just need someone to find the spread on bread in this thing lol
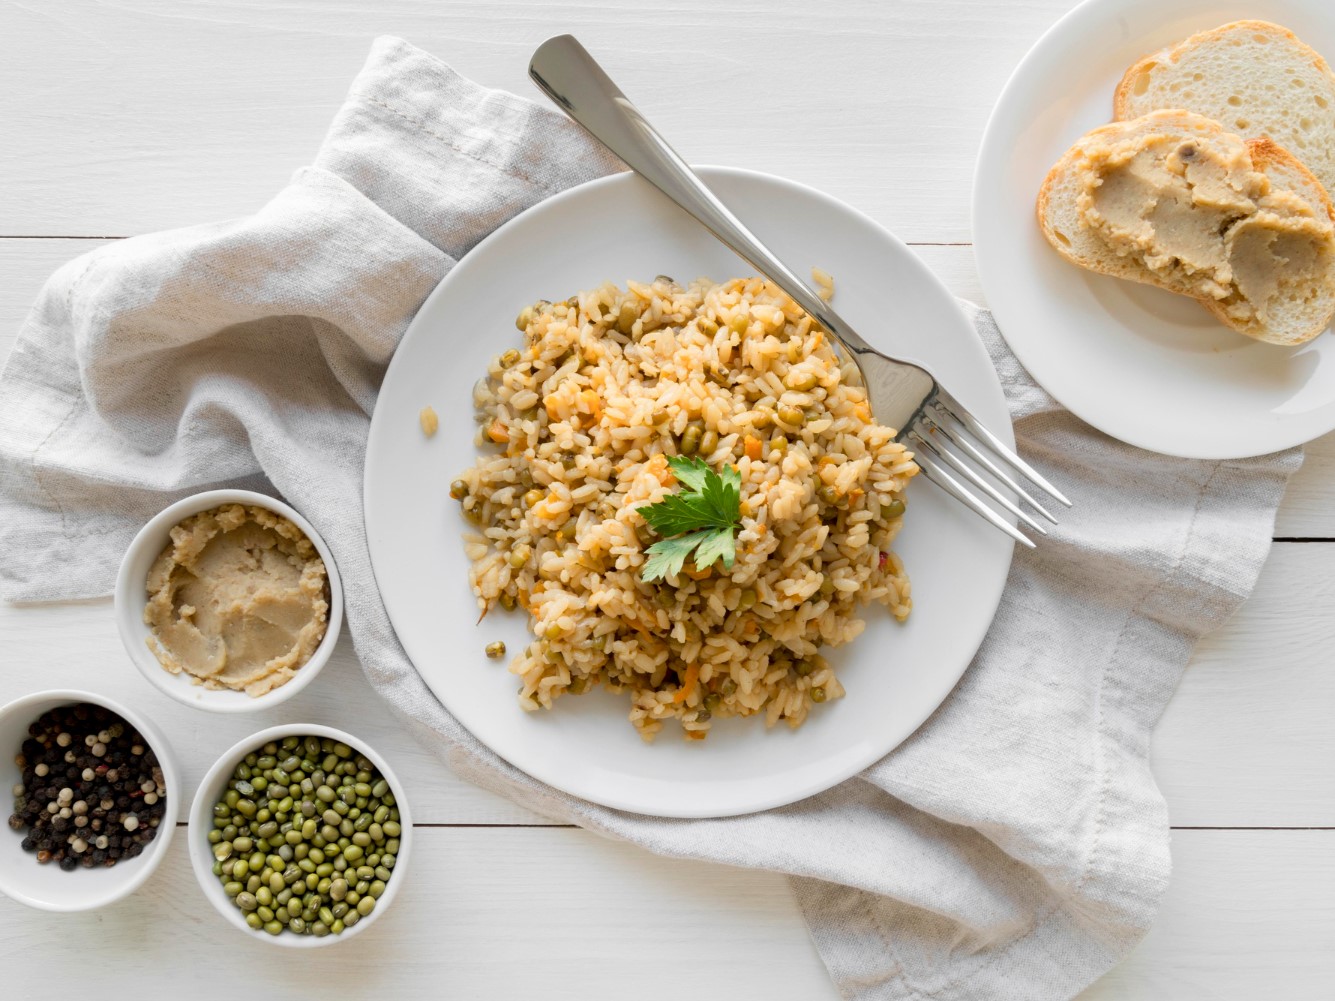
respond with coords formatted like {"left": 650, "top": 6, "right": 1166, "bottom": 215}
{"left": 1037, "top": 20, "right": 1335, "bottom": 347}
{"left": 1077, "top": 128, "right": 1333, "bottom": 328}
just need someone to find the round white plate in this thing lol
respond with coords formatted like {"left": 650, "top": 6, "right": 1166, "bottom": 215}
{"left": 975, "top": 0, "right": 1335, "bottom": 459}
{"left": 365, "top": 167, "right": 1014, "bottom": 818}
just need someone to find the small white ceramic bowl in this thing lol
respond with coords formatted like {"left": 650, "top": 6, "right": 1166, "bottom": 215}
{"left": 188, "top": 724, "right": 411, "bottom": 947}
{"left": 0, "top": 690, "right": 180, "bottom": 911}
{"left": 114, "top": 489, "right": 343, "bottom": 714}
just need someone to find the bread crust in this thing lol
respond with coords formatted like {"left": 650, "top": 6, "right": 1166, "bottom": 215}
{"left": 1036, "top": 112, "right": 1335, "bottom": 345}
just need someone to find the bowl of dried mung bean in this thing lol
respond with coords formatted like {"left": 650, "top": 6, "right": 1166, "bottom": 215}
{"left": 188, "top": 725, "right": 410, "bottom": 946}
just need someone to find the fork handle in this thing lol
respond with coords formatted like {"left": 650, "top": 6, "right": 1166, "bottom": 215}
{"left": 529, "top": 34, "right": 876, "bottom": 357}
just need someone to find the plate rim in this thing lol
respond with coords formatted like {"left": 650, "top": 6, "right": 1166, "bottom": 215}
{"left": 972, "top": 0, "right": 1335, "bottom": 460}
{"left": 364, "top": 164, "right": 1014, "bottom": 817}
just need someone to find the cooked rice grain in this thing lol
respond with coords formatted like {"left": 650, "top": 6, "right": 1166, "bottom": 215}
{"left": 455, "top": 276, "right": 917, "bottom": 741}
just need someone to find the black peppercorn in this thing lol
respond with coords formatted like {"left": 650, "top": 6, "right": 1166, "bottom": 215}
{"left": 9, "top": 703, "right": 167, "bottom": 872}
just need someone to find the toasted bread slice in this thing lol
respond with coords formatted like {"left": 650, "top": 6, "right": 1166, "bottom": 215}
{"left": 1037, "top": 111, "right": 1335, "bottom": 346}
{"left": 1114, "top": 21, "right": 1335, "bottom": 198}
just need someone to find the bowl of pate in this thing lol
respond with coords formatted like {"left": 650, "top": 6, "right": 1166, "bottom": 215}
{"left": 114, "top": 489, "right": 343, "bottom": 713}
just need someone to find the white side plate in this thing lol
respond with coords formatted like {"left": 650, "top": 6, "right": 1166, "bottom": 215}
{"left": 975, "top": 0, "right": 1335, "bottom": 459}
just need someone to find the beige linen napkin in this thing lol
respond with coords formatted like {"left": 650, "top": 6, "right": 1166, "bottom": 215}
{"left": 0, "top": 38, "right": 1301, "bottom": 1001}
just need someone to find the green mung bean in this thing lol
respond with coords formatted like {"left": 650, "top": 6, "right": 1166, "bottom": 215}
{"left": 205, "top": 734, "right": 400, "bottom": 938}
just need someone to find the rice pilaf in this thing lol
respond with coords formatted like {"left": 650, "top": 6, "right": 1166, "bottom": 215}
{"left": 455, "top": 276, "right": 918, "bottom": 741}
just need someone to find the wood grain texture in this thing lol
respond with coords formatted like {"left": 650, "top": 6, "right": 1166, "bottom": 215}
{"left": 1, "top": 828, "right": 1329, "bottom": 1000}
{"left": 0, "top": 0, "right": 1071, "bottom": 241}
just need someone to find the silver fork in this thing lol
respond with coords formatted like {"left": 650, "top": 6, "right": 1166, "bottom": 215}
{"left": 529, "top": 35, "right": 1070, "bottom": 546}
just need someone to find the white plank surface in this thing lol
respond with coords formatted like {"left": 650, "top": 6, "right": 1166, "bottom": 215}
{"left": 1, "top": 828, "right": 1328, "bottom": 1001}
{"left": 2, "top": 1, "right": 1334, "bottom": 998}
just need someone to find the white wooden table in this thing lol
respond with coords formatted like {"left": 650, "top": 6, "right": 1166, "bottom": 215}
{"left": 1, "top": 2, "right": 1332, "bottom": 997}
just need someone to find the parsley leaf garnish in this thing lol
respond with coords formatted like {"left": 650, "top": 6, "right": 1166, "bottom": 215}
{"left": 638, "top": 456, "right": 742, "bottom": 582}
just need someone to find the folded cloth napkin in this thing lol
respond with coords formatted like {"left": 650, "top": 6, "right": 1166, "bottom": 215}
{"left": 0, "top": 37, "right": 1302, "bottom": 1000}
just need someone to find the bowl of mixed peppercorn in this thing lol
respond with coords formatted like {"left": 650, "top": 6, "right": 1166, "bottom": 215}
{"left": 1, "top": 690, "right": 179, "bottom": 911}
{"left": 189, "top": 724, "right": 410, "bottom": 946}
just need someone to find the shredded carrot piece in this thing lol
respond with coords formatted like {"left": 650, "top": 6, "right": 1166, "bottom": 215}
{"left": 854, "top": 402, "right": 871, "bottom": 423}
{"left": 646, "top": 453, "right": 673, "bottom": 486}
{"left": 487, "top": 418, "right": 510, "bottom": 443}
{"left": 544, "top": 397, "right": 561, "bottom": 420}
{"left": 578, "top": 389, "right": 602, "bottom": 421}
{"left": 755, "top": 523, "right": 768, "bottom": 536}
{"left": 848, "top": 488, "right": 864, "bottom": 504}
{"left": 674, "top": 664, "right": 701, "bottom": 704}
{"left": 744, "top": 434, "right": 763, "bottom": 460}
{"left": 684, "top": 564, "right": 712, "bottom": 581}
{"left": 685, "top": 729, "right": 707, "bottom": 740}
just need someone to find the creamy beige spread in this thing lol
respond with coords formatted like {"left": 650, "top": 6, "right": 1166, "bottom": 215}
{"left": 1077, "top": 131, "right": 1333, "bottom": 326}
{"left": 144, "top": 504, "right": 329, "bottom": 697}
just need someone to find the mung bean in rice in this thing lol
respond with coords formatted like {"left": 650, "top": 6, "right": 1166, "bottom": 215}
{"left": 454, "top": 276, "right": 917, "bottom": 741}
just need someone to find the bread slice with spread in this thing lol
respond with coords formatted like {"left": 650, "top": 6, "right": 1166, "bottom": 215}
{"left": 1114, "top": 20, "right": 1335, "bottom": 199}
{"left": 1037, "top": 110, "right": 1335, "bottom": 346}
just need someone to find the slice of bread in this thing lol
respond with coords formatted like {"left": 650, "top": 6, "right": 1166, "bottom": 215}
{"left": 1114, "top": 21, "right": 1335, "bottom": 198}
{"left": 1037, "top": 110, "right": 1335, "bottom": 346}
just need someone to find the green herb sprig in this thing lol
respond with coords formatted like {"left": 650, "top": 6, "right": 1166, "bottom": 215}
{"left": 638, "top": 456, "right": 742, "bottom": 582}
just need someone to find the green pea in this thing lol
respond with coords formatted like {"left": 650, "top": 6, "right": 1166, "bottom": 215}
{"left": 881, "top": 498, "right": 906, "bottom": 520}
{"left": 679, "top": 423, "right": 702, "bottom": 455}
{"left": 811, "top": 687, "right": 828, "bottom": 703}
{"left": 777, "top": 405, "right": 805, "bottom": 427}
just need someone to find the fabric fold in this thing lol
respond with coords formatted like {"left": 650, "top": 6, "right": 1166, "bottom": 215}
{"left": 0, "top": 36, "right": 1301, "bottom": 1000}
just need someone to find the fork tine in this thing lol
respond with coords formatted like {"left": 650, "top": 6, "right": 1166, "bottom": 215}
{"left": 923, "top": 408, "right": 1058, "bottom": 525}
{"left": 933, "top": 389, "right": 1072, "bottom": 507}
{"left": 910, "top": 430, "right": 1047, "bottom": 536}
{"left": 911, "top": 449, "right": 1035, "bottom": 549}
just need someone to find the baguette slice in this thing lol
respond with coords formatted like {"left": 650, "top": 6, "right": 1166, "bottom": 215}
{"left": 1037, "top": 111, "right": 1335, "bottom": 346}
{"left": 1115, "top": 20, "right": 1335, "bottom": 197}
